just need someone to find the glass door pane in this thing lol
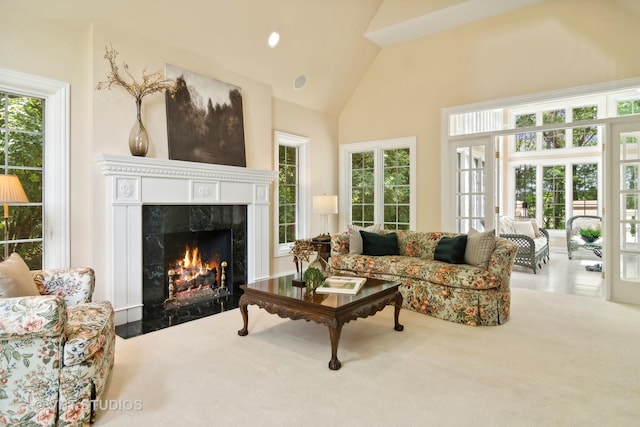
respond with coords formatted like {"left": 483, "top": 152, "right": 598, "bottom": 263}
{"left": 618, "top": 130, "right": 640, "bottom": 282}
{"left": 455, "top": 143, "right": 489, "bottom": 232}
{"left": 609, "top": 121, "right": 640, "bottom": 304}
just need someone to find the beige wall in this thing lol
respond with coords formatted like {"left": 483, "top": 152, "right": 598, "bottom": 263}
{"left": 340, "top": 0, "right": 640, "bottom": 231}
{"left": 271, "top": 98, "right": 339, "bottom": 275}
{"left": 0, "top": 10, "right": 338, "bottom": 298}
{"left": 0, "top": 7, "right": 95, "bottom": 269}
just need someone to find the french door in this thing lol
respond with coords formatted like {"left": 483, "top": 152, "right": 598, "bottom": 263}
{"left": 607, "top": 120, "right": 640, "bottom": 304}
{"left": 447, "top": 137, "right": 496, "bottom": 233}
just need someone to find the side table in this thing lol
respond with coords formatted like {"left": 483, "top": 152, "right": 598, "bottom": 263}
{"left": 311, "top": 238, "right": 331, "bottom": 263}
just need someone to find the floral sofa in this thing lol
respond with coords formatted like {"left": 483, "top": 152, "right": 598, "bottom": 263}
{"left": 0, "top": 267, "right": 115, "bottom": 426}
{"left": 329, "top": 229, "right": 518, "bottom": 326}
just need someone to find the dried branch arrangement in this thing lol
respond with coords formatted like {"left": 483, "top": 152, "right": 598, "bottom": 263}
{"left": 290, "top": 239, "right": 315, "bottom": 273}
{"left": 96, "top": 44, "right": 178, "bottom": 102}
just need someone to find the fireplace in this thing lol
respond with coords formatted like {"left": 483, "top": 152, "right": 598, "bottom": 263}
{"left": 96, "top": 153, "right": 277, "bottom": 334}
{"left": 141, "top": 205, "right": 247, "bottom": 332}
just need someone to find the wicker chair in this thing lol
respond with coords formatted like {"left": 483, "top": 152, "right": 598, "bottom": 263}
{"left": 499, "top": 216, "right": 550, "bottom": 274}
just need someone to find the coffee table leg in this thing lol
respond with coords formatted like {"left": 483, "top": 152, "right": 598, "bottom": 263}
{"left": 237, "top": 294, "right": 249, "bottom": 336}
{"left": 394, "top": 292, "right": 404, "bottom": 332}
{"left": 327, "top": 320, "right": 343, "bottom": 370}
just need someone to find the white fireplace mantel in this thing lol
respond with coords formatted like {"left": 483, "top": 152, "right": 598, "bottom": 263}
{"left": 96, "top": 153, "right": 277, "bottom": 325}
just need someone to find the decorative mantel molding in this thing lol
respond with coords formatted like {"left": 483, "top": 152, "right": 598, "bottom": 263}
{"left": 96, "top": 153, "right": 276, "bottom": 184}
{"left": 96, "top": 153, "right": 277, "bottom": 325}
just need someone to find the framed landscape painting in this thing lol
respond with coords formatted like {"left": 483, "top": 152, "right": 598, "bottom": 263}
{"left": 165, "top": 64, "right": 246, "bottom": 167}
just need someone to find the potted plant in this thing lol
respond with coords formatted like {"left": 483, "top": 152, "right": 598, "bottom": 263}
{"left": 579, "top": 227, "right": 601, "bottom": 243}
{"left": 303, "top": 267, "right": 325, "bottom": 292}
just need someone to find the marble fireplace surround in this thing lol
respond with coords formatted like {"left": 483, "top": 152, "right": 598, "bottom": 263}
{"left": 96, "top": 154, "right": 277, "bottom": 326}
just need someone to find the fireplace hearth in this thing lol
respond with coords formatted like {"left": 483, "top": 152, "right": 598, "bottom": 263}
{"left": 116, "top": 204, "right": 247, "bottom": 338}
{"left": 116, "top": 293, "right": 241, "bottom": 338}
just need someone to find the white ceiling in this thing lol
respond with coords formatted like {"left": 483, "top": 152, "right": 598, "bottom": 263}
{"left": 14, "top": 0, "right": 546, "bottom": 114}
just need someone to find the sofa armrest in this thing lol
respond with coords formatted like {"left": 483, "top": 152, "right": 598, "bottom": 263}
{"left": 487, "top": 238, "right": 518, "bottom": 291}
{"left": 0, "top": 296, "right": 66, "bottom": 425}
{"left": 31, "top": 267, "right": 95, "bottom": 306}
{"left": 331, "top": 232, "right": 350, "bottom": 255}
{"left": 0, "top": 295, "right": 66, "bottom": 339}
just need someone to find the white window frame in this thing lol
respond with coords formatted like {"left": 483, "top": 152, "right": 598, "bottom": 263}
{"left": 339, "top": 136, "right": 417, "bottom": 231}
{"left": 273, "top": 130, "right": 309, "bottom": 257}
{"left": 507, "top": 96, "right": 606, "bottom": 156}
{"left": 0, "top": 68, "right": 70, "bottom": 268}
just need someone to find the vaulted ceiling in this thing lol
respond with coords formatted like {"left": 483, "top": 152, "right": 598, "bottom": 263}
{"left": 16, "top": 0, "right": 545, "bottom": 114}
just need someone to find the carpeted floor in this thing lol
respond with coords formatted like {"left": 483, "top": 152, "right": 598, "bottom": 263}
{"left": 98, "top": 288, "right": 640, "bottom": 426}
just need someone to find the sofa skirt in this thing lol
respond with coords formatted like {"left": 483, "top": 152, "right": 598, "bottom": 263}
{"left": 398, "top": 277, "right": 510, "bottom": 326}
{"left": 330, "top": 271, "right": 510, "bottom": 326}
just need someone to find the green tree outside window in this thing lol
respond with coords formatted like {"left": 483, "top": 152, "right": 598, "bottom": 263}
{"left": 0, "top": 92, "right": 43, "bottom": 268}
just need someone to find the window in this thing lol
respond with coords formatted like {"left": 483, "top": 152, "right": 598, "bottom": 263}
{"left": 514, "top": 165, "right": 536, "bottom": 218}
{"left": 0, "top": 91, "right": 43, "bottom": 267}
{"left": 511, "top": 161, "right": 599, "bottom": 230}
{"left": 572, "top": 163, "right": 598, "bottom": 216}
{"left": 542, "top": 109, "right": 566, "bottom": 149}
{"left": 350, "top": 151, "right": 374, "bottom": 227}
{"left": 274, "top": 131, "right": 309, "bottom": 256}
{"left": 542, "top": 165, "right": 566, "bottom": 229}
{"left": 0, "top": 69, "right": 69, "bottom": 269}
{"left": 515, "top": 113, "right": 536, "bottom": 152}
{"left": 382, "top": 148, "right": 411, "bottom": 229}
{"left": 278, "top": 145, "right": 297, "bottom": 245}
{"left": 340, "top": 137, "right": 416, "bottom": 231}
{"left": 572, "top": 106, "right": 598, "bottom": 147}
{"left": 504, "top": 99, "right": 603, "bottom": 228}
{"left": 617, "top": 99, "right": 640, "bottom": 116}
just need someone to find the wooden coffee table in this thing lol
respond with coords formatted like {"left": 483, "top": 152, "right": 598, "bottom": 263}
{"left": 238, "top": 275, "right": 404, "bottom": 370}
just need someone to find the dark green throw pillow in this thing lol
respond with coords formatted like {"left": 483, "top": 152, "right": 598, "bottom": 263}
{"left": 434, "top": 235, "right": 468, "bottom": 264}
{"left": 360, "top": 230, "right": 400, "bottom": 256}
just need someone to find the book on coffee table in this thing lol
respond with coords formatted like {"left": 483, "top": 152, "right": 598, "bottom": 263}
{"left": 316, "top": 276, "right": 367, "bottom": 295}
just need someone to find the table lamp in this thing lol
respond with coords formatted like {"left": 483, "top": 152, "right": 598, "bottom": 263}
{"left": 0, "top": 174, "right": 29, "bottom": 259}
{"left": 313, "top": 194, "right": 338, "bottom": 241}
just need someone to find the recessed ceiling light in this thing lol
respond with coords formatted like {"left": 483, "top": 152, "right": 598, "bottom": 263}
{"left": 268, "top": 32, "right": 280, "bottom": 48}
{"left": 294, "top": 75, "right": 306, "bottom": 90}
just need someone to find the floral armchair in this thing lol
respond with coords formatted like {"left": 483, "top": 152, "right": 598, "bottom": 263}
{"left": 0, "top": 266, "right": 115, "bottom": 426}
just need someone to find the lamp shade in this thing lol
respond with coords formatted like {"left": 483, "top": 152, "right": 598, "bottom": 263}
{"left": 0, "top": 175, "right": 28, "bottom": 203}
{"left": 313, "top": 195, "right": 338, "bottom": 215}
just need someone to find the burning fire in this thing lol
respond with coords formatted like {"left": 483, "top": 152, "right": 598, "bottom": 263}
{"left": 174, "top": 245, "right": 216, "bottom": 285}
{"left": 164, "top": 243, "right": 229, "bottom": 308}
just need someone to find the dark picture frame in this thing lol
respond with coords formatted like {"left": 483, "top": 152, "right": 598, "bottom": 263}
{"left": 165, "top": 64, "right": 246, "bottom": 167}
